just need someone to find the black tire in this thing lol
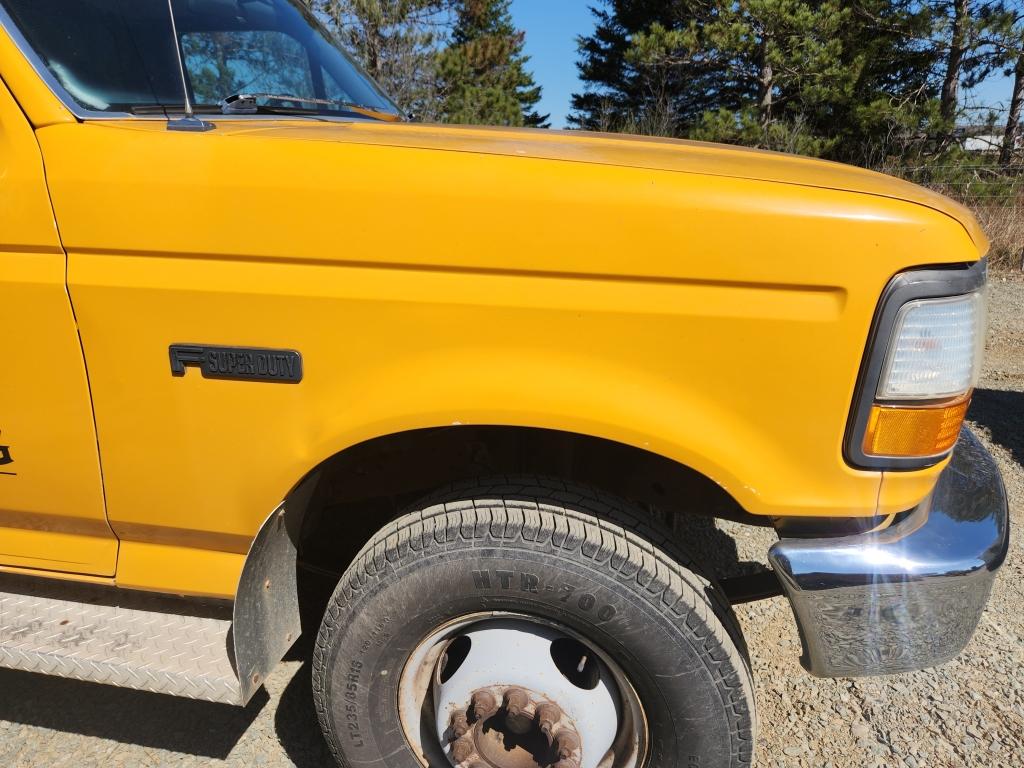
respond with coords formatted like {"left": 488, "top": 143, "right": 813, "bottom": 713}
{"left": 313, "top": 476, "right": 756, "bottom": 767}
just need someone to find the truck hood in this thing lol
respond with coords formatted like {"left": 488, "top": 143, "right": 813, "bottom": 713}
{"left": 228, "top": 121, "right": 987, "bottom": 251}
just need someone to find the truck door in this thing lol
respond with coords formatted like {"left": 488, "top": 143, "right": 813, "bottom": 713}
{"left": 0, "top": 77, "right": 117, "bottom": 575}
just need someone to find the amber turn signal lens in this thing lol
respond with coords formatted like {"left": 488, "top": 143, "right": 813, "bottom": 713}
{"left": 862, "top": 396, "right": 971, "bottom": 457}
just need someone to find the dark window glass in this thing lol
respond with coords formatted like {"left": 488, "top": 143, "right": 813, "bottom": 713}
{"left": 183, "top": 30, "right": 315, "bottom": 106}
{"left": 1, "top": 0, "right": 183, "bottom": 112}
{"left": 1, "top": 0, "right": 401, "bottom": 119}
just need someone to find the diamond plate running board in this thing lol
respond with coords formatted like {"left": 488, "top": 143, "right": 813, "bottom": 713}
{"left": 0, "top": 574, "right": 243, "bottom": 705}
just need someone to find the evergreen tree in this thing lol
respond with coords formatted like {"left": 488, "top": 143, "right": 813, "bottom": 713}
{"left": 819, "top": 0, "right": 941, "bottom": 164}
{"left": 980, "top": 3, "right": 1024, "bottom": 164}
{"left": 435, "top": 0, "right": 548, "bottom": 126}
{"left": 686, "top": 0, "right": 860, "bottom": 156}
{"left": 308, "top": 0, "right": 456, "bottom": 120}
{"left": 938, "top": 0, "right": 973, "bottom": 122}
{"left": 569, "top": 1, "right": 723, "bottom": 133}
{"left": 925, "top": 1, "right": 1017, "bottom": 128}
{"left": 569, "top": 1, "right": 948, "bottom": 162}
{"left": 1003, "top": 44, "right": 1024, "bottom": 164}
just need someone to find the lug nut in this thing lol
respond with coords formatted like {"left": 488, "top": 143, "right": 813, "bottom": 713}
{"left": 470, "top": 689, "right": 498, "bottom": 722}
{"left": 503, "top": 687, "right": 529, "bottom": 716}
{"left": 503, "top": 688, "right": 532, "bottom": 735}
{"left": 450, "top": 735, "right": 474, "bottom": 763}
{"left": 536, "top": 701, "right": 562, "bottom": 738}
{"left": 449, "top": 708, "right": 470, "bottom": 739}
{"left": 554, "top": 730, "right": 581, "bottom": 760}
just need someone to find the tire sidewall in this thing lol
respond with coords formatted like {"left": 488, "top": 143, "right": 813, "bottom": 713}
{"left": 318, "top": 540, "right": 745, "bottom": 767}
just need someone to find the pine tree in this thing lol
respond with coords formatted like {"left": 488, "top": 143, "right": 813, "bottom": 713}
{"left": 570, "top": 1, "right": 870, "bottom": 152}
{"left": 986, "top": 4, "right": 1024, "bottom": 164}
{"left": 1003, "top": 47, "right": 1024, "bottom": 164}
{"left": 308, "top": 0, "right": 457, "bottom": 120}
{"left": 569, "top": 1, "right": 949, "bottom": 163}
{"left": 435, "top": 0, "right": 548, "bottom": 126}
{"left": 927, "top": 1, "right": 1018, "bottom": 129}
{"left": 810, "top": 0, "right": 940, "bottom": 164}
{"left": 569, "top": 1, "right": 722, "bottom": 133}
{"left": 686, "top": 0, "right": 860, "bottom": 156}
{"left": 939, "top": 0, "right": 972, "bottom": 122}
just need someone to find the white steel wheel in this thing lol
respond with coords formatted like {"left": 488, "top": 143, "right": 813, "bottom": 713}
{"left": 397, "top": 613, "right": 646, "bottom": 768}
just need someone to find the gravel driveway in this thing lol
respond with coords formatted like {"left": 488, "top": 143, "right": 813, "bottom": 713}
{"left": 1, "top": 279, "right": 1022, "bottom": 768}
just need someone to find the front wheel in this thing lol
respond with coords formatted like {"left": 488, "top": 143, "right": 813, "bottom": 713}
{"left": 312, "top": 477, "right": 755, "bottom": 768}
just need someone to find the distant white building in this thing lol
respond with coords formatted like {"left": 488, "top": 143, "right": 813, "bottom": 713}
{"left": 958, "top": 124, "right": 1021, "bottom": 153}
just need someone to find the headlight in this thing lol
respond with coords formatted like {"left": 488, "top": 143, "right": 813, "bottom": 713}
{"left": 846, "top": 261, "right": 988, "bottom": 469}
{"left": 877, "top": 292, "right": 986, "bottom": 401}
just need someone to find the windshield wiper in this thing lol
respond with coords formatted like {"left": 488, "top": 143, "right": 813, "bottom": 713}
{"left": 218, "top": 93, "right": 398, "bottom": 121}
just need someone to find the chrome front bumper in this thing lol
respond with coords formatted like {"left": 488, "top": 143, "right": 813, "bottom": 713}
{"left": 768, "top": 427, "right": 1009, "bottom": 677}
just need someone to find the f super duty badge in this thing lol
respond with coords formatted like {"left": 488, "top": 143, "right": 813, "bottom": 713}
{"left": 170, "top": 344, "right": 302, "bottom": 383}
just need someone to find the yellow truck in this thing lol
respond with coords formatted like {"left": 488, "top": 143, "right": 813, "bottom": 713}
{"left": 0, "top": 1, "right": 1009, "bottom": 767}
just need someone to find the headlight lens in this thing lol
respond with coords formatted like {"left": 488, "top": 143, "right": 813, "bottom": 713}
{"left": 876, "top": 291, "right": 986, "bottom": 401}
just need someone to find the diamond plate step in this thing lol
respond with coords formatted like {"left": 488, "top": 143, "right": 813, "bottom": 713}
{"left": 0, "top": 574, "right": 242, "bottom": 704}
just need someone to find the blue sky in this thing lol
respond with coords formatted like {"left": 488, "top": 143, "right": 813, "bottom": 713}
{"left": 509, "top": 1, "right": 595, "bottom": 128}
{"left": 509, "top": 0, "right": 1017, "bottom": 130}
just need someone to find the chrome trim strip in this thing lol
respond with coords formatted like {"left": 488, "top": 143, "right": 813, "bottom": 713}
{"left": 769, "top": 426, "right": 1008, "bottom": 677}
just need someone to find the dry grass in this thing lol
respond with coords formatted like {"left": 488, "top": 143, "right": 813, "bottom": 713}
{"left": 966, "top": 196, "right": 1024, "bottom": 272}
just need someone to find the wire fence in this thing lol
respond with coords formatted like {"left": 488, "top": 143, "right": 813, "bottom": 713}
{"left": 890, "top": 164, "right": 1024, "bottom": 202}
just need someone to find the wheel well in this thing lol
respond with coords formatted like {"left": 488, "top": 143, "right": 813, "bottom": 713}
{"left": 290, "top": 426, "right": 756, "bottom": 576}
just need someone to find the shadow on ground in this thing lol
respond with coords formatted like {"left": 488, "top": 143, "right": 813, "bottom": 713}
{"left": 0, "top": 667, "right": 268, "bottom": 759}
{"left": 274, "top": 631, "right": 334, "bottom": 768}
{"left": 274, "top": 660, "right": 334, "bottom": 768}
{"left": 0, "top": 637, "right": 335, "bottom": 766}
{"left": 970, "top": 387, "right": 1024, "bottom": 467}
{"left": 660, "top": 507, "right": 772, "bottom": 578}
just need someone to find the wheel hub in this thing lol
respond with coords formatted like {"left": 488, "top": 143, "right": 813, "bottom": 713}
{"left": 431, "top": 620, "right": 620, "bottom": 768}
{"left": 398, "top": 613, "right": 645, "bottom": 768}
{"left": 446, "top": 685, "right": 583, "bottom": 768}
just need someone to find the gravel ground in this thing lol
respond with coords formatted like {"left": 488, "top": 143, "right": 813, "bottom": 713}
{"left": 1, "top": 279, "right": 1021, "bottom": 768}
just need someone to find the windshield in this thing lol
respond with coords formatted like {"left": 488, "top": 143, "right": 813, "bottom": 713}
{"left": 0, "top": 0, "right": 403, "bottom": 120}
